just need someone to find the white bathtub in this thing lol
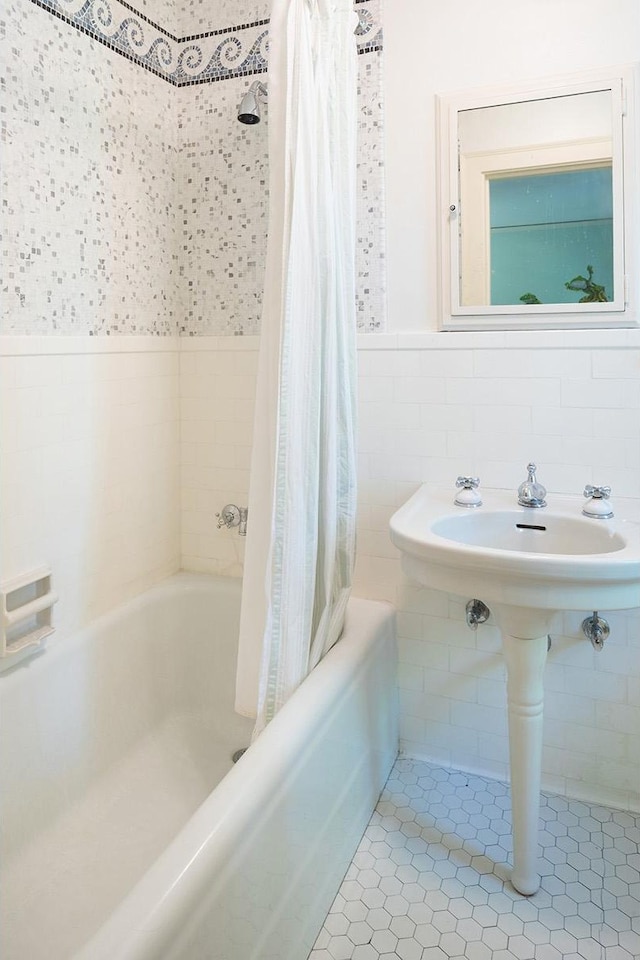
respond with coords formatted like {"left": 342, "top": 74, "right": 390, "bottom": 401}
{"left": 0, "top": 572, "right": 398, "bottom": 960}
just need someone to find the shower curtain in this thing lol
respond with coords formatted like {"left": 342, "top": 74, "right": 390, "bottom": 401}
{"left": 235, "top": 0, "right": 358, "bottom": 734}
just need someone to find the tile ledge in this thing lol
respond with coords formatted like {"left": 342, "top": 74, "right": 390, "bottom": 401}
{"left": 358, "top": 328, "right": 640, "bottom": 350}
{"left": 0, "top": 335, "right": 178, "bottom": 357}
{"left": 179, "top": 335, "right": 260, "bottom": 351}
{"left": 4, "top": 329, "right": 638, "bottom": 356}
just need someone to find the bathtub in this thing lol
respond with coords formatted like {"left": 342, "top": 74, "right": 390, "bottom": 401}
{"left": 0, "top": 572, "right": 398, "bottom": 960}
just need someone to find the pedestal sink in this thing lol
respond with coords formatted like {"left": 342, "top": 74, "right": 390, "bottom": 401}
{"left": 389, "top": 485, "right": 640, "bottom": 895}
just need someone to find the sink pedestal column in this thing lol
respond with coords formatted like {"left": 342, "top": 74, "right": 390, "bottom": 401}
{"left": 502, "top": 631, "right": 548, "bottom": 896}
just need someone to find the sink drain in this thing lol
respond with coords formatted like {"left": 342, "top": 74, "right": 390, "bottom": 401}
{"left": 232, "top": 747, "right": 248, "bottom": 763}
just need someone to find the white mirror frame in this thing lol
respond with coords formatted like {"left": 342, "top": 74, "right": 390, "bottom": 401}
{"left": 437, "top": 66, "right": 638, "bottom": 331}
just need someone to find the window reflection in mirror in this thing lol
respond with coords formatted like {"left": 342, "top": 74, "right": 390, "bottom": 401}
{"left": 458, "top": 90, "right": 614, "bottom": 308}
{"left": 489, "top": 166, "right": 613, "bottom": 306}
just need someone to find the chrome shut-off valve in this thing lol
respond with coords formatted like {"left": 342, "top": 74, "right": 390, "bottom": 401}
{"left": 465, "top": 599, "right": 490, "bottom": 630}
{"left": 582, "top": 611, "right": 610, "bottom": 650}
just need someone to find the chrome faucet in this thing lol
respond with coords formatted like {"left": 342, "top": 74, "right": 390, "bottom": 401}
{"left": 216, "top": 504, "right": 248, "bottom": 536}
{"left": 517, "top": 463, "right": 547, "bottom": 508}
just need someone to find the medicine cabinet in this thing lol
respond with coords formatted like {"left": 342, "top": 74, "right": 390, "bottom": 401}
{"left": 437, "top": 66, "right": 637, "bottom": 330}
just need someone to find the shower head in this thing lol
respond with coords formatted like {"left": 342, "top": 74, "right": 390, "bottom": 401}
{"left": 238, "top": 81, "right": 268, "bottom": 125}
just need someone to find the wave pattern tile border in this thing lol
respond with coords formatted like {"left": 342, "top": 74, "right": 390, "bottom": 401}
{"left": 30, "top": 0, "right": 383, "bottom": 86}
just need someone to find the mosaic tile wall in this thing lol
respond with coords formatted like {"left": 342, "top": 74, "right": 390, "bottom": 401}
{"left": 2, "top": 0, "right": 178, "bottom": 335}
{"left": 175, "top": 79, "right": 269, "bottom": 336}
{"left": 4, "top": 0, "right": 385, "bottom": 335}
{"left": 356, "top": 52, "right": 386, "bottom": 334}
{"left": 186, "top": 1, "right": 270, "bottom": 33}
{"left": 177, "top": 50, "right": 386, "bottom": 336}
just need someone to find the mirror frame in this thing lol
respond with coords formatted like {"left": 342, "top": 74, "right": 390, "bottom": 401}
{"left": 436, "top": 66, "right": 638, "bottom": 331}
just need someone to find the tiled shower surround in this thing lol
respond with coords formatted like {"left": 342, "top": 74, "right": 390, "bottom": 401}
{"left": 2, "top": 0, "right": 385, "bottom": 335}
{"left": 0, "top": 339, "right": 181, "bottom": 638}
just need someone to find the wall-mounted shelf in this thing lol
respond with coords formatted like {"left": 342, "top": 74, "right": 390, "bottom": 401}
{"left": 1, "top": 567, "right": 58, "bottom": 660}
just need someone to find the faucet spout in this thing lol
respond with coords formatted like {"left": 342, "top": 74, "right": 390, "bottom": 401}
{"left": 517, "top": 462, "right": 547, "bottom": 508}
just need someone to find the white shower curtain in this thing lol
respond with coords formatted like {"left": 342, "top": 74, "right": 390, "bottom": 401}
{"left": 235, "top": 0, "right": 358, "bottom": 734}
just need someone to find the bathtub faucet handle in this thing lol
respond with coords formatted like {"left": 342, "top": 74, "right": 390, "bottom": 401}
{"left": 216, "top": 504, "right": 241, "bottom": 529}
{"left": 216, "top": 504, "right": 248, "bottom": 535}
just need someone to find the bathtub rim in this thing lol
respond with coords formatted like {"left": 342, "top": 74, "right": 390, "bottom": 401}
{"left": 71, "top": 574, "right": 396, "bottom": 960}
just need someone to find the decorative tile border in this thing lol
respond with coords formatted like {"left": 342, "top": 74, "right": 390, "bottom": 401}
{"left": 29, "top": 0, "right": 383, "bottom": 86}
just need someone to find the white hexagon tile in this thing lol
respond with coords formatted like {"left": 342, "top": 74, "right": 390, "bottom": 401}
{"left": 309, "top": 759, "right": 640, "bottom": 960}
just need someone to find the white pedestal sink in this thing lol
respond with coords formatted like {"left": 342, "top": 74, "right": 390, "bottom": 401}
{"left": 390, "top": 486, "right": 640, "bottom": 895}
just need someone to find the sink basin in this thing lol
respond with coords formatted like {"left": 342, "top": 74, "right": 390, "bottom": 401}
{"left": 390, "top": 486, "right": 640, "bottom": 627}
{"left": 432, "top": 510, "right": 626, "bottom": 555}
{"left": 390, "top": 484, "right": 640, "bottom": 896}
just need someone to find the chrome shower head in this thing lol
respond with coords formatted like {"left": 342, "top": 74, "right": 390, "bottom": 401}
{"left": 238, "top": 81, "right": 268, "bottom": 125}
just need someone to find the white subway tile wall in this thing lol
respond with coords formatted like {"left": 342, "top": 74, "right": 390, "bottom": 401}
{"left": 0, "top": 343, "right": 181, "bottom": 640}
{"left": 354, "top": 332, "right": 640, "bottom": 812}
{"left": 179, "top": 339, "right": 258, "bottom": 575}
{"left": 12, "top": 334, "right": 640, "bottom": 809}
{"left": 180, "top": 330, "right": 639, "bottom": 810}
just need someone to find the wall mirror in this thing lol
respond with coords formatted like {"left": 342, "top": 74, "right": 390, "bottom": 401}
{"left": 437, "top": 68, "right": 636, "bottom": 330}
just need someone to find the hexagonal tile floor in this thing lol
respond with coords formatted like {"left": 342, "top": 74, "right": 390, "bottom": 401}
{"left": 308, "top": 758, "right": 640, "bottom": 960}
